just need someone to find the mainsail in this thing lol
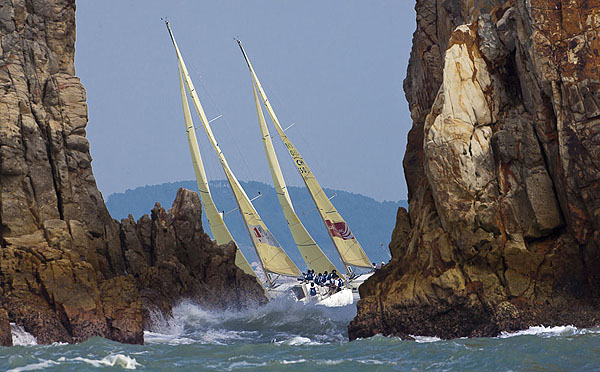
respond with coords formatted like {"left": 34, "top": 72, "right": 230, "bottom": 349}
{"left": 237, "top": 40, "right": 372, "bottom": 273}
{"left": 251, "top": 80, "right": 339, "bottom": 275}
{"left": 166, "top": 22, "right": 301, "bottom": 282}
{"left": 176, "top": 63, "right": 257, "bottom": 280}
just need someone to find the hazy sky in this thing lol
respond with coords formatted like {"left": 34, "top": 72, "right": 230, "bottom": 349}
{"left": 75, "top": 1, "right": 415, "bottom": 202}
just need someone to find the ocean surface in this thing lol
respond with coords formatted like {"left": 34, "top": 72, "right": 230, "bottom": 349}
{"left": 2, "top": 296, "right": 600, "bottom": 371}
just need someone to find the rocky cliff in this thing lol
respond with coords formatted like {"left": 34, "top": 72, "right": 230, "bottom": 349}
{"left": 0, "top": 0, "right": 266, "bottom": 346}
{"left": 350, "top": 0, "right": 600, "bottom": 340}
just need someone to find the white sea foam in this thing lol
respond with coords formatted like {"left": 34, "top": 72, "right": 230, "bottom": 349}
{"left": 358, "top": 359, "right": 392, "bottom": 365}
{"left": 145, "top": 301, "right": 256, "bottom": 345}
{"left": 143, "top": 331, "right": 195, "bottom": 345}
{"left": 280, "top": 336, "right": 313, "bottom": 345}
{"left": 10, "top": 323, "right": 37, "bottom": 346}
{"left": 412, "top": 335, "right": 442, "bottom": 343}
{"left": 499, "top": 325, "right": 579, "bottom": 338}
{"left": 144, "top": 294, "right": 352, "bottom": 346}
{"left": 71, "top": 354, "right": 140, "bottom": 369}
{"left": 316, "top": 288, "right": 354, "bottom": 307}
{"left": 281, "top": 359, "right": 307, "bottom": 364}
{"left": 7, "top": 360, "right": 58, "bottom": 372}
{"left": 318, "top": 359, "right": 344, "bottom": 365}
{"left": 197, "top": 329, "right": 247, "bottom": 345}
{"left": 145, "top": 300, "right": 213, "bottom": 344}
{"left": 49, "top": 342, "right": 68, "bottom": 346}
{"left": 226, "top": 361, "right": 267, "bottom": 370}
{"left": 149, "top": 300, "right": 236, "bottom": 328}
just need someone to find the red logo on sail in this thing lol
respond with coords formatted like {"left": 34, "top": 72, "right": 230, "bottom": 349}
{"left": 325, "top": 220, "right": 355, "bottom": 240}
{"left": 252, "top": 225, "right": 280, "bottom": 247}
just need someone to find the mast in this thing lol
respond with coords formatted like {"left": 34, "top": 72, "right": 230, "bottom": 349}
{"left": 176, "top": 63, "right": 258, "bottom": 280}
{"left": 251, "top": 80, "right": 339, "bottom": 275}
{"left": 166, "top": 22, "right": 301, "bottom": 284}
{"left": 237, "top": 40, "right": 372, "bottom": 275}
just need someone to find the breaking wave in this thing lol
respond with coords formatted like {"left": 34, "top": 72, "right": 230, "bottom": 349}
{"left": 69, "top": 354, "right": 140, "bottom": 369}
{"left": 145, "top": 295, "right": 356, "bottom": 346}
{"left": 499, "top": 325, "right": 600, "bottom": 338}
{"left": 6, "top": 359, "right": 58, "bottom": 372}
{"left": 10, "top": 324, "right": 37, "bottom": 346}
{"left": 5, "top": 354, "right": 140, "bottom": 371}
{"left": 3, "top": 298, "right": 600, "bottom": 371}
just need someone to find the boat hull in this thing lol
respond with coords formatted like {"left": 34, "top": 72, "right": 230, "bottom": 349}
{"left": 266, "top": 271, "right": 375, "bottom": 307}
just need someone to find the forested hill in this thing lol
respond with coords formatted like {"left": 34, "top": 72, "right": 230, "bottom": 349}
{"left": 106, "top": 180, "right": 407, "bottom": 270}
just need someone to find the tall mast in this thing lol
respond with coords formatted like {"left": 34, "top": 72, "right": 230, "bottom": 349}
{"left": 237, "top": 40, "right": 372, "bottom": 275}
{"left": 166, "top": 22, "right": 301, "bottom": 284}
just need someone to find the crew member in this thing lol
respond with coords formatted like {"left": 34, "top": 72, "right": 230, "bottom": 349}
{"left": 309, "top": 282, "right": 317, "bottom": 297}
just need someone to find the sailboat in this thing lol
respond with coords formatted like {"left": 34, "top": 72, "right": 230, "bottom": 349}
{"left": 165, "top": 21, "right": 373, "bottom": 306}
{"left": 175, "top": 53, "right": 257, "bottom": 280}
{"left": 236, "top": 40, "right": 375, "bottom": 297}
{"left": 165, "top": 21, "right": 302, "bottom": 293}
{"left": 250, "top": 74, "right": 339, "bottom": 277}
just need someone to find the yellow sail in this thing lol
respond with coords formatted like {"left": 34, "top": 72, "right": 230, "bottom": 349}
{"left": 238, "top": 40, "right": 372, "bottom": 271}
{"left": 167, "top": 22, "right": 300, "bottom": 279}
{"left": 252, "top": 81, "right": 339, "bottom": 275}
{"left": 177, "top": 65, "right": 257, "bottom": 279}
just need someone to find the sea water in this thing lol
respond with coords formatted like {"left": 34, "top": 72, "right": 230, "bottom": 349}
{"left": 2, "top": 296, "right": 600, "bottom": 371}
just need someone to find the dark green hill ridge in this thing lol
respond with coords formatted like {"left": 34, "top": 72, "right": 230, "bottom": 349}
{"left": 106, "top": 180, "right": 406, "bottom": 270}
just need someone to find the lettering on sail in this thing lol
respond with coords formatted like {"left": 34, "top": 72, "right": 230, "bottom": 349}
{"left": 325, "top": 220, "right": 355, "bottom": 240}
{"left": 252, "top": 225, "right": 280, "bottom": 247}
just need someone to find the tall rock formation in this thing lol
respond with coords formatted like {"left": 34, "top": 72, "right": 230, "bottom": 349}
{"left": 0, "top": 0, "right": 266, "bottom": 345}
{"left": 350, "top": 0, "right": 600, "bottom": 340}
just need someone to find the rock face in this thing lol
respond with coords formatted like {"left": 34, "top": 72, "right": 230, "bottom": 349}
{"left": 350, "top": 0, "right": 600, "bottom": 340}
{"left": 0, "top": 0, "right": 266, "bottom": 345}
{"left": 0, "top": 309, "right": 11, "bottom": 346}
{"left": 121, "top": 189, "right": 267, "bottom": 328}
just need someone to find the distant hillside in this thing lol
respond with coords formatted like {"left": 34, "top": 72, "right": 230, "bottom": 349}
{"left": 106, "top": 180, "right": 407, "bottom": 271}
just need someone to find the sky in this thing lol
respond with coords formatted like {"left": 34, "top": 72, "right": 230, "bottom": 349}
{"left": 75, "top": 1, "right": 416, "bottom": 202}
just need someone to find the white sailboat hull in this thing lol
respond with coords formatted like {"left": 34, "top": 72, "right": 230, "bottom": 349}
{"left": 266, "top": 271, "right": 375, "bottom": 307}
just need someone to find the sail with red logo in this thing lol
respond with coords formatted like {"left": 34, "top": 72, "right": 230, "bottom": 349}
{"left": 237, "top": 40, "right": 372, "bottom": 274}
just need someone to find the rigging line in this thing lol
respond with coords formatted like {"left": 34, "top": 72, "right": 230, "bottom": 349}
{"left": 261, "top": 73, "right": 316, "bottom": 158}
{"left": 188, "top": 64, "right": 241, "bottom": 188}
{"left": 223, "top": 192, "right": 262, "bottom": 215}
{"left": 193, "top": 101, "right": 225, "bottom": 209}
{"left": 283, "top": 122, "right": 296, "bottom": 132}
{"left": 182, "top": 60, "right": 222, "bottom": 185}
{"left": 185, "top": 64, "right": 244, "bottom": 210}
{"left": 256, "top": 88, "right": 316, "bottom": 192}
{"left": 241, "top": 54, "right": 306, "bottom": 188}
{"left": 195, "top": 75, "right": 255, "bottom": 187}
